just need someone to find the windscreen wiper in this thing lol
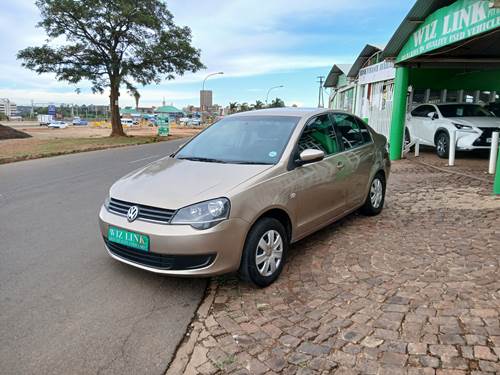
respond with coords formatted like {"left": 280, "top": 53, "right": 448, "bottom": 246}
{"left": 177, "top": 156, "right": 227, "bottom": 163}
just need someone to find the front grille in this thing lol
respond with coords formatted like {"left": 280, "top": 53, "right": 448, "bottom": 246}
{"left": 473, "top": 127, "right": 500, "bottom": 147}
{"left": 104, "top": 238, "right": 215, "bottom": 270}
{"left": 108, "top": 198, "right": 175, "bottom": 224}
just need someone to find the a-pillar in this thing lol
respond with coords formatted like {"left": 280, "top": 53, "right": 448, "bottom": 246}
{"left": 389, "top": 66, "right": 409, "bottom": 160}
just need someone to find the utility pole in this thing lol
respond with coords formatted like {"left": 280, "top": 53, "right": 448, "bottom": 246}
{"left": 317, "top": 76, "right": 325, "bottom": 108}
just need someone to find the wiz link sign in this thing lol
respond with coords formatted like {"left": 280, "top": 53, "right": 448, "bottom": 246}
{"left": 398, "top": 0, "right": 500, "bottom": 62}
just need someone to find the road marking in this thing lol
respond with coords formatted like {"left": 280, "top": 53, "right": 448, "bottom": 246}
{"left": 128, "top": 155, "right": 159, "bottom": 164}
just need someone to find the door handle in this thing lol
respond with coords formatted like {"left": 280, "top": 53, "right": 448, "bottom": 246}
{"left": 336, "top": 161, "right": 345, "bottom": 169}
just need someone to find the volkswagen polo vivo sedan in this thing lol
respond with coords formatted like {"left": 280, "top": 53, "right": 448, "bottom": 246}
{"left": 99, "top": 108, "right": 390, "bottom": 287}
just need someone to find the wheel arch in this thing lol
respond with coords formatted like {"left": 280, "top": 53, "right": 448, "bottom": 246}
{"left": 434, "top": 127, "right": 450, "bottom": 145}
{"left": 248, "top": 207, "right": 293, "bottom": 244}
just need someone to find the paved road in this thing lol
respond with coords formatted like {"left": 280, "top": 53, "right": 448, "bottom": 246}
{"left": 0, "top": 140, "right": 207, "bottom": 375}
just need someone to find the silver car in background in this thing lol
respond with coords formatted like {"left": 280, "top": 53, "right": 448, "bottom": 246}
{"left": 99, "top": 108, "right": 390, "bottom": 287}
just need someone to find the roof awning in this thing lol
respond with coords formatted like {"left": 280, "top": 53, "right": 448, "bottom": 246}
{"left": 323, "top": 64, "right": 352, "bottom": 88}
{"left": 347, "top": 44, "right": 382, "bottom": 78}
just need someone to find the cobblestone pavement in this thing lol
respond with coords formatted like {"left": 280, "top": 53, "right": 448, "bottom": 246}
{"left": 167, "top": 159, "right": 500, "bottom": 375}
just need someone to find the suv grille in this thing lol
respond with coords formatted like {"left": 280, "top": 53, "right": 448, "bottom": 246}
{"left": 108, "top": 198, "right": 175, "bottom": 224}
{"left": 104, "top": 238, "right": 215, "bottom": 270}
{"left": 473, "top": 127, "right": 500, "bottom": 147}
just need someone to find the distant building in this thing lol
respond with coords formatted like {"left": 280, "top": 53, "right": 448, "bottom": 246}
{"left": 200, "top": 90, "right": 213, "bottom": 110}
{"left": 154, "top": 105, "right": 185, "bottom": 120}
{"left": 0, "top": 98, "right": 17, "bottom": 118}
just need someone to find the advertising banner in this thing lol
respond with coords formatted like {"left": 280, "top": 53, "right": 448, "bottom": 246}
{"left": 398, "top": 0, "right": 500, "bottom": 62}
{"left": 358, "top": 61, "right": 395, "bottom": 85}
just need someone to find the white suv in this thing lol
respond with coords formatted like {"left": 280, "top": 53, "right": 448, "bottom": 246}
{"left": 405, "top": 103, "right": 500, "bottom": 158}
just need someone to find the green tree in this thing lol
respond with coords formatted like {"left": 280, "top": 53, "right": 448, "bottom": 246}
{"left": 228, "top": 102, "right": 239, "bottom": 114}
{"left": 18, "top": 0, "right": 204, "bottom": 136}
{"left": 133, "top": 91, "right": 141, "bottom": 110}
{"left": 270, "top": 98, "right": 285, "bottom": 108}
{"left": 239, "top": 102, "right": 250, "bottom": 112}
{"left": 253, "top": 100, "right": 264, "bottom": 110}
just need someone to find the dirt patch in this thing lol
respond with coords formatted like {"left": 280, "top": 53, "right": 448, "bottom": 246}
{"left": 0, "top": 124, "right": 32, "bottom": 140}
{"left": 0, "top": 125, "right": 202, "bottom": 164}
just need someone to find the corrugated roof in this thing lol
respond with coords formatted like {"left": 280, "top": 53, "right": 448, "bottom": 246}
{"left": 347, "top": 44, "right": 382, "bottom": 78}
{"left": 324, "top": 64, "right": 352, "bottom": 88}
{"left": 383, "top": 0, "right": 454, "bottom": 59}
{"left": 155, "top": 105, "right": 183, "bottom": 113}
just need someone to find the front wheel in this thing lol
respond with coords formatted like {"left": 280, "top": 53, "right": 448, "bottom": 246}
{"left": 361, "top": 173, "right": 386, "bottom": 216}
{"left": 239, "top": 217, "right": 288, "bottom": 287}
{"left": 436, "top": 132, "right": 449, "bottom": 158}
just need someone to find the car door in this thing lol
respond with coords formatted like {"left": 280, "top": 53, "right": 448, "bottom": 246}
{"left": 331, "top": 113, "right": 375, "bottom": 208}
{"left": 291, "top": 113, "right": 347, "bottom": 238}
{"left": 415, "top": 105, "right": 438, "bottom": 145}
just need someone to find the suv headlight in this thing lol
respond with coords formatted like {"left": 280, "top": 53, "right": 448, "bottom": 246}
{"left": 171, "top": 198, "right": 230, "bottom": 230}
{"left": 104, "top": 196, "right": 111, "bottom": 209}
{"left": 453, "top": 123, "right": 473, "bottom": 130}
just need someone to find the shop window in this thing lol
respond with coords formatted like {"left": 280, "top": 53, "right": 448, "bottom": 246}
{"left": 428, "top": 90, "right": 441, "bottom": 103}
{"left": 412, "top": 89, "right": 426, "bottom": 105}
{"left": 446, "top": 90, "right": 459, "bottom": 103}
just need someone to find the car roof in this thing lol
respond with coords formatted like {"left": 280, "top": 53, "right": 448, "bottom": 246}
{"left": 229, "top": 107, "right": 352, "bottom": 119}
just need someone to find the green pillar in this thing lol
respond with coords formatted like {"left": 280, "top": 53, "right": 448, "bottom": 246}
{"left": 494, "top": 148, "right": 500, "bottom": 195}
{"left": 389, "top": 66, "right": 409, "bottom": 161}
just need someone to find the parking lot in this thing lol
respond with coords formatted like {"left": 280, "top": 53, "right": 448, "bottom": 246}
{"left": 169, "top": 155, "right": 500, "bottom": 375}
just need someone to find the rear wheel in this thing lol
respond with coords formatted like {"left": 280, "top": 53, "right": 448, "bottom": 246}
{"left": 436, "top": 131, "right": 449, "bottom": 158}
{"left": 361, "top": 173, "right": 386, "bottom": 216}
{"left": 239, "top": 217, "right": 288, "bottom": 287}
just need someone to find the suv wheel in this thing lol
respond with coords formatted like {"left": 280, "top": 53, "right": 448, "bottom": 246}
{"left": 239, "top": 217, "right": 288, "bottom": 287}
{"left": 361, "top": 173, "right": 386, "bottom": 216}
{"left": 436, "top": 132, "right": 449, "bottom": 158}
{"left": 404, "top": 128, "right": 411, "bottom": 149}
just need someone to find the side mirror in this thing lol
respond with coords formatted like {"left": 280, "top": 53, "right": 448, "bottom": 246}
{"left": 298, "top": 149, "right": 324, "bottom": 165}
{"left": 428, "top": 112, "right": 438, "bottom": 120}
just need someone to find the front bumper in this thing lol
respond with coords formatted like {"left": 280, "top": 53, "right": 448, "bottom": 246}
{"left": 98, "top": 206, "right": 249, "bottom": 276}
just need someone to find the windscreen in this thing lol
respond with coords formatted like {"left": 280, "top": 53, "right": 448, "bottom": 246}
{"left": 438, "top": 104, "right": 493, "bottom": 118}
{"left": 176, "top": 115, "right": 300, "bottom": 164}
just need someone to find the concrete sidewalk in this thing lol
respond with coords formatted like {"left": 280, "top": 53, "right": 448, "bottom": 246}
{"left": 167, "top": 159, "right": 500, "bottom": 375}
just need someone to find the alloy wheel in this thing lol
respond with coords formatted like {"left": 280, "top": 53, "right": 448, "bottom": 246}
{"left": 255, "top": 230, "right": 283, "bottom": 277}
{"left": 370, "top": 178, "right": 383, "bottom": 209}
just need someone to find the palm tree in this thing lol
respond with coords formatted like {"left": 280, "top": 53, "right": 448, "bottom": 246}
{"left": 270, "top": 98, "right": 285, "bottom": 108}
{"left": 253, "top": 100, "right": 264, "bottom": 110}
{"left": 134, "top": 91, "right": 141, "bottom": 110}
{"left": 239, "top": 102, "right": 250, "bottom": 112}
{"left": 229, "top": 102, "right": 238, "bottom": 114}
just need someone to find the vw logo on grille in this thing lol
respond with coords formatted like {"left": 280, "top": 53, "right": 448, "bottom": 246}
{"left": 127, "top": 206, "right": 139, "bottom": 222}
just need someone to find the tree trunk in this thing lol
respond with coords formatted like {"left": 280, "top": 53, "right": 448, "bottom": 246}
{"left": 109, "top": 79, "right": 125, "bottom": 137}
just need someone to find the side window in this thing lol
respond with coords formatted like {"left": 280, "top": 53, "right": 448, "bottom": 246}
{"left": 355, "top": 118, "right": 372, "bottom": 144}
{"left": 411, "top": 106, "right": 424, "bottom": 117}
{"left": 332, "top": 113, "right": 365, "bottom": 150}
{"left": 297, "top": 114, "right": 340, "bottom": 156}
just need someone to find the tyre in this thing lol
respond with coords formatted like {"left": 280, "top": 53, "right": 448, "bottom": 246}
{"left": 239, "top": 217, "right": 288, "bottom": 287}
{"left": 435, "top": 131, "right": 449, "bottom": 159}
{"left": 361, "top": 172, "right": 386, "bottom": 216}
{"left": 404, "top": 128, "right": 411, "bottom": 149}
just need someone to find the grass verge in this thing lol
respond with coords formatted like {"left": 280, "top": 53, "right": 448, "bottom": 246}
{"left": 0, "top": 135, "right": 181, "bottom": 164}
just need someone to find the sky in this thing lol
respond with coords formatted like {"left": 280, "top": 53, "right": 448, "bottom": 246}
{"left": 0, "top": 0, "right": 413, "bottom": 109}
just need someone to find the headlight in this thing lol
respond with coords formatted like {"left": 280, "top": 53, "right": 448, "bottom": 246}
{"left": 104, "top": 196, "right": 111, "bottom": 209}
{"left": 453, "top": 123, "right": 473, "bottom": 130}
{"left": 171, "top": 198, "right": 230, "bottom": 230}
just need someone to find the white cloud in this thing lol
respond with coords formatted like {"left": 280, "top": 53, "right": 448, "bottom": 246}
{"left": 0, "top": 87, "right": 197, "bottom": 107}
{"left": 0, "top": 0, "right": 389, "bottom": 105}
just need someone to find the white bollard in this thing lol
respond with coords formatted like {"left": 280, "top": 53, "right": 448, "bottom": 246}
{"left": 448, "top": 130, "right": 456, "bottom": 167}
{"left": 415, "top": 138, "right": 420, "bottom": 157}
{"left": 489, "top": 131, "right": 499, "bottom": 175}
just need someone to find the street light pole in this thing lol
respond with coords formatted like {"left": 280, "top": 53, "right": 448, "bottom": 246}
{"left": 266, "top": 85, "right": 284, "bottom": 105}
{"left": 201, "top": 72, "right": 224, "bottom": 111}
